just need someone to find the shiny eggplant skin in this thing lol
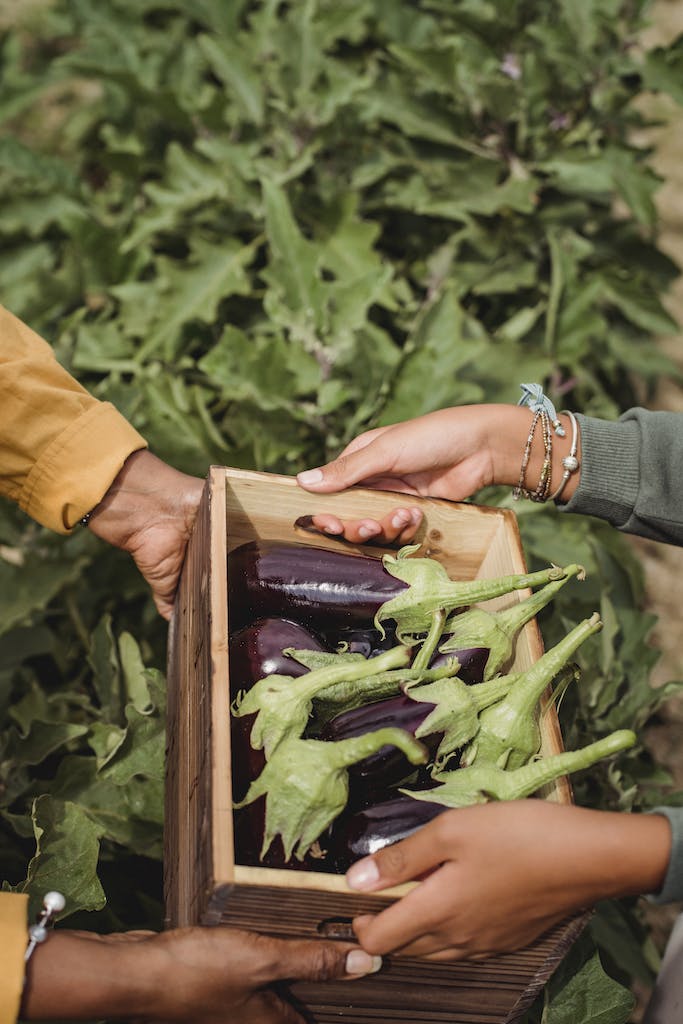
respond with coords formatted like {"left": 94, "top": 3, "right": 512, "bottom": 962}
{"left": 320, "top": 694, "right": 441, "bottom": 793}
{"left": 318, "top": 647, "right": 489, "bottom": 790}
{"left": 229, "top": 617, "right": 325, "bottom": 691}
{"left": 329, "top": 795, "right": 449, "bottom": 872}
{"left": 229, "top": 618, "right": 325, "bottom": 802}
{"left": 324, "top": 624, "right": 398, "bottom": 659}
{"left": 228, "top": 540, "right": 407, "bottom": 631}
{"left": 429, "top": 644, "right": 489, "bottom": 684}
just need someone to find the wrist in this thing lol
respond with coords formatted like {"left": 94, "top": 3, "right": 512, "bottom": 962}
{"left": 487, "top": 405, "right": 538, "bottom": 488}
{"left": 569, "top": 807, "right": 671, "bottom": 903}
{"left": 489, "top": 407, "right": 582, "bottom": 501}
{"left": 86, "top": 450, "right": 201, "bottom": 554}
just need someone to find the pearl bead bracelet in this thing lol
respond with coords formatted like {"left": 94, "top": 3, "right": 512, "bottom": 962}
{"left": 24, "top": 891, "right": 65, "bottom": 967}
{"left": 549, "top": 409, "right": 580, "bottom": 502}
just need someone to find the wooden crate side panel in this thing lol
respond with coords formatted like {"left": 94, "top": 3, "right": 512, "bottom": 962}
{"left": 201, "top": 883, "right": 588, "bottom": 1024}
{"left": 223, "top": 471, "right": 502, "bottom": 579}
{"left": 208, "top": 469, "right": 233, "bottom": 885}
{"left": 165, "top": 472, "right": 229, "bottom": 927}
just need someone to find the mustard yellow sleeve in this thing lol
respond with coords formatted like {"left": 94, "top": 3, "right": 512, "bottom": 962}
{"left": 0, "top": 305, "right": 147, "bottom": 533}
{"left": 0, "top": 893, "right": 28, "bottom": 1024}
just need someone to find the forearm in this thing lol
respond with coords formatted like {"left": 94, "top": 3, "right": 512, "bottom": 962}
{"left": 560, "top": 806, "right": 671, "bottom": 905}
{"left": 20, "top": 933, "right": 158, "bottom": 1020}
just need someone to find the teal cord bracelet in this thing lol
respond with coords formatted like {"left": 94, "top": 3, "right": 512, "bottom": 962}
{"left": 518, "top": 383, "right": 566, "bottom": 437}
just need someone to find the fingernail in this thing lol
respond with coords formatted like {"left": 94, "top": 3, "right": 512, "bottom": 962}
{"left": 358, "top": 525, "right": 379, "bottom": 539}
{"left": 392, "top": 511, "right": 410, "bottom": 528}
{"left": 347, "top": 858, "right": 380, "bottom": 890}
{"left": 345, "top": 950, "right": 383, "bottom": 976}
{"left": 298, "top": 468, "right": 323, "bottom": 486}
{"left": 410, "top": 508, "right": 422, "bottom": 523}
{"left": 324, "top": 524, "right": 343, "bottom": 535}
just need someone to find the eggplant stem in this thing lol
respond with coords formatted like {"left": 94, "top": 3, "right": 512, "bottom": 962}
{"left": 412, "top": 608, "right": 447, "bottom": 673}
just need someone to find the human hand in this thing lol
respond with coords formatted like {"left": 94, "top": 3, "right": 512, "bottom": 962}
{"left": 85, "top": 449, "right": 204, "bottom": 620}
{"left": 22, "top": 926, "right": 382, "bottom": 1022}
{"left": 344, "top": 801, "right": 671, "bottom": 961}
{"left": 296, "top": 406, "right": 512, "bottom": 543}
{"left": 297, "top": 405, "right": 583, "bottom": 543}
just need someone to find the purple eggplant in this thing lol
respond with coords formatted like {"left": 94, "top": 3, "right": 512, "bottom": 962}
{"left": 228, "top": 540, "right": 407, "bottom": 632}
{"left": 429, "top": 644, "right": 489, "bottom": 684}
{"left": 324, "top": 624, "right": 398, "bottom": 659}
{"left": 229, "top": 541, "right": 576, "bottom": 644}
{"left": 229, "top": 617, "right": 325, "bottom": 801}
{"left": 321, "top": 693, "right": 442, "bottom": 791}
{"left": 329, "top": 794, "right": 450, "bottom": 872}
{"left": 321, "top": 672, "right": 514, "bottom": 788}
{"left": 234, "top": 729, "right": 428, "bottom": 864}
{"left": 229, "top": 617, "right": 325, "bottom": 688}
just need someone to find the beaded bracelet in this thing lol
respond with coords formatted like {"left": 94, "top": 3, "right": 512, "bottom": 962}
{"left": 512, "top": 406, "right": 554, "bottom": 502}
{"left": 513, "top": 386, "right": 581, "bottom": 504}
{"left": 24, "top": 891, "right": 65, "bottom": 968}
{"left": 548, "top": 409, "right": 580, "bottom": 502}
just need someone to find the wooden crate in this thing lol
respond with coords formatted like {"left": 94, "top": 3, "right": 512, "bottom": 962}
{"left": 165, "top": 467, "right": 588, "bottom": 1024}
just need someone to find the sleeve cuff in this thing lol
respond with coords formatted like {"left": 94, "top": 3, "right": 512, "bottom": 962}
{"left": 647, "top": 808, "right": 683, "bottom": 904}
{"left": 20, "top": 402, "right": 147, "bottom": 534}
{"left": 0, "top": 892, "right": 28, "bottom": 1024}
{"left": 561, "top": 413, "right": 641, "bottom": 527}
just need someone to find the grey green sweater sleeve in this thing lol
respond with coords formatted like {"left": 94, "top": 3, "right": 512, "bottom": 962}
{"left": 561, "top": 407, "right": 683, "bottom": 902}
{"left": 562, "top": 408, "right": 683, "bottom": 545}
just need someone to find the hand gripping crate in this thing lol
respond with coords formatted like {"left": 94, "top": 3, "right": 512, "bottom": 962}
{"left": 165, "top": 467, "right": 589, "bottom": 1024}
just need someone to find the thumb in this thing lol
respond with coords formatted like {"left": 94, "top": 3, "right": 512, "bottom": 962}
{"left": 296, "top": 433, "right": 394, "bottom": 494}
{"left": 264, "top": 937, "right": 382, "bottom": 984}
{"left": 346, "top": 819, "right": 446, "bottom": 893}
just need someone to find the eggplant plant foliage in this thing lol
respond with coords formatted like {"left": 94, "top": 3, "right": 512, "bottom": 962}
{"left": 1, "top": 1, "right": 683, "bottom": 1019}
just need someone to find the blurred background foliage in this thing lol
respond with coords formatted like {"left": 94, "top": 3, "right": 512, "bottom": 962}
{"left": 1, "top": 1, "right": 683, "bottom": 1019}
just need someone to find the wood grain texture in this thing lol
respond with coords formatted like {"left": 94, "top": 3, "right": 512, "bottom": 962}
{"left": 165, "top": 469, "right": 230, "bottom": 927}
{"left": 166, "top": 467, "right": 589, "bottom": 1019}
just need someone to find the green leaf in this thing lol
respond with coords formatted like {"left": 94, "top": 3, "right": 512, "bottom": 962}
{"left": 138, "top": 238, "right": 256, "bottom": 359}
{"left": 198, "top": 326, "right": 320, "bottom": 410}
{"left": 261, "top": 178, "right": 326, "bottom": 332}
{"left": 0, "top": 552, "right": 87, "bottom": 639}
{"left": 99, "top": 671, "right": 166, "bottom": 785}
{"left": 197, "top": 33, "right": 265, "bottom": 124}
{"left": 118, "top": 633, "right": 154, "bottom": 715}
{"left": 21, "top": 796, "right": 106, "bottom": 919}
{"left": 52, "top": 756, "right": 163, "bottom": 857}
{"left": 545, "top": 950, "right": 634, "bottom": 1023}
{"left": 642, "top": 35, "right": 683, "bottom": 105}
{"left": 88, "top": 615, "right": 123, "bottom": 724}
{"left": 3, "top": 719, "right": 88, "bottom": 768}
{"left": 379, "top": 288, "right": 486, "bottom": 423}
